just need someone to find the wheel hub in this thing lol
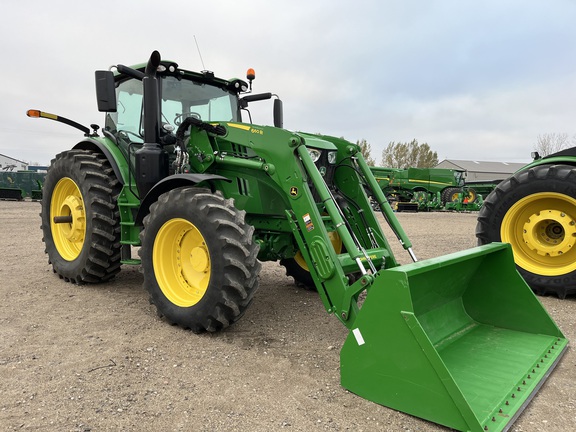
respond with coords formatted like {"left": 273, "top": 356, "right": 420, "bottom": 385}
{"left": 59, "top": 195, "right": 85, "bottom": 243}
{"left": 190, "top": 246, "right": 209, "bottom": 273}
{"left": 523, "top": 209, "right": 576, "bottom": 257}
{"left": 154, "top": 218, "right": 211, "bottom": 307}
{"left": 50, "top": 177, "right": 86, "bottom": 261}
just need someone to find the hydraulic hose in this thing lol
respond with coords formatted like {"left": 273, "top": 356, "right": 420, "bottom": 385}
{"left": 175, "top": 117, "right": 227, "bottom": 145}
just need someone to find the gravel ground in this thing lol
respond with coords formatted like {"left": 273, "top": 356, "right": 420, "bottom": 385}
{"left": 0, "top": 200, "right": 574, "bottom": 431}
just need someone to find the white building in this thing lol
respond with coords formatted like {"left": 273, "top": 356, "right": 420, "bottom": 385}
{"left": 0, "top": 153, "right": 28, "bottom": 171}
{"left": 436, "top": 159, "right": 526, "bottom": 182}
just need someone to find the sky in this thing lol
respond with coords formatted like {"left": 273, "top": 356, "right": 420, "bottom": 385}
{"left": 2, "top": 0, "right": 576, "bottom": 166}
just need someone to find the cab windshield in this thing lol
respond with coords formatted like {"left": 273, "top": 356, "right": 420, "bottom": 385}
{"left": 108, "top": 75, "right": 239, "bottom": 142}
{"left": 454, "top": 171, "right": 465, "bottom": 186}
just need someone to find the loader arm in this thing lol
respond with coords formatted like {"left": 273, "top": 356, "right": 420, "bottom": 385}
{"left": 181, "top": 122, "right": 400, "bottom": 326}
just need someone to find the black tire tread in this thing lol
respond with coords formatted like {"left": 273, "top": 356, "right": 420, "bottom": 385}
{"left": 476, "top": 163, "right": 576, "bottom": 299}
{"left": 281, "top": 257, "right": 317, "bottom": 290}
{"left": 441, "top": 187, "right": 462, "bottom": 204}
{"left": 140, "top": 188, "right": 260, "bottom": 333}
{"left": 41, "top": 149, "right": 121, "bottom": 284}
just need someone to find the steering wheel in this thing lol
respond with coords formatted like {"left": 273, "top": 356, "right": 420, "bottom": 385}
{"left": 174, "top": 112, "right": 201, "bottom": 126}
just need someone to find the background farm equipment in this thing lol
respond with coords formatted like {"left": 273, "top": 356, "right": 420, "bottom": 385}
{"left": 28, "top": 51, "right": 567, "bottom": 431}
{"left": 0, "top": 168, "right": 45, "bottom": 200}
{"left": 370, "top": 166, "right": 495, "bottom": 211}
{"left": 444, "top": 188, "right": 484, "bottom": 211}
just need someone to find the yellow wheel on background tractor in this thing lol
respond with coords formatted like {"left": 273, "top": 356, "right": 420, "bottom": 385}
{"left": 140, "top": 187, "right": 261, "bottom": 332}
{"left": 477, "top": 164, "right": 576, "bottom": 298}
{"left": 501, "top": 192, "right": 576, "bottom": 276}
{"left": 441, "top": 187, "right": 462, "bottom": 204}
{"left": 465, "top": 188, "right": 478, "bottom": 203}
{"left": 41, "top": 150, "right": 121, "bottom": 284}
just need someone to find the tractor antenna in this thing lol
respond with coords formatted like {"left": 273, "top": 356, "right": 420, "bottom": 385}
{"left": 194, "top": 35, "right": 206, "bottom": 70}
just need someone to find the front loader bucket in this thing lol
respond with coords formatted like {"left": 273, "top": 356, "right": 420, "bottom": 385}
{"left": 341, "top": 243, "right": 567, "bottom": 432}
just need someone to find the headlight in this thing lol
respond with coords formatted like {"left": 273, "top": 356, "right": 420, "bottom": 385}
{"left": 327, "top": 151, "right": 337, "bottom": 164}
{"left": 307, "top": 148, "right": 321, "bottom": 163}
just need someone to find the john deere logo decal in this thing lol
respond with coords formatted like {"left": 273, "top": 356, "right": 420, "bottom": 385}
{"left": 290, "top": 187, "right": 298, "bottom": 196}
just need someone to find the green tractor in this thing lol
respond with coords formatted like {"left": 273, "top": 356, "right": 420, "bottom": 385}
{"left": 477, "top": 149, "right": 576, "bottom": 299}
{"left": 29, "top": 51, "right": 567, "bottom": 432}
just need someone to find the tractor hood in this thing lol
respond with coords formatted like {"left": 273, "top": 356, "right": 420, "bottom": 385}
{"left": 296, "top": 132, "right": 338, "bottom": 150}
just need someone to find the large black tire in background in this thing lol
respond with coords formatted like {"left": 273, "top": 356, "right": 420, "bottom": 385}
{"left": 139, "top": 188, "right": 260, "bottom": 332}
{"left": 476, "top": 164, "right": 576, "bottom": 298}
{"left": 465, "top": 187, "right": 478, "bottom": 203}
{"left": 441, "top": 187, "right": 462, "bottom": 204}
{"left": 41, "top": 149, "right": 122, "bottom": 284}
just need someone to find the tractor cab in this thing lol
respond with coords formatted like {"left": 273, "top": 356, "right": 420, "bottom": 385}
{"left": 96, "top": 61, "right": 282, "bottom": 149}
{"left": 97, "top": 63, "right": 243, "bottom": 146}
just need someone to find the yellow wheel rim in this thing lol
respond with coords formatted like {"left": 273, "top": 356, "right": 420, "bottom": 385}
{"left": 501, "top": 192, "right": 576, "bottom": 276}
{"left": 50, "top": 177, "right": 86, "bottom": 261}
{"left": 294, "top": 230, "right": 343, "bottom": 271}
{"left": 153, "top": 218, "right": 211, "bottom": 307}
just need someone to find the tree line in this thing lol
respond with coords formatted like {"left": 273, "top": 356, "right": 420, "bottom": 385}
{"left": 534, "top": 133, "right": 576, "bottom": 157}
{"left": 358, "top": 132, "right": 576, "bottom": 168}
{"left": 358, "top": 138, "right": 438, "bottom": 168}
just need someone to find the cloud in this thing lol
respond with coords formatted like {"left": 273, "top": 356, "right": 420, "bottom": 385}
{"left": 1, "top": 1, "right": 576, "bottom": 166}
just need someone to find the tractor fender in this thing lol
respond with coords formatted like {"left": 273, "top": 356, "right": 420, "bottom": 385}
{"left": 134, "top": 173, "right": 231, "bottom": 226}
{"left": 519, "top": 147, "right": 576, "bottom": 173}
{"left": 73, "top": 139, "right": 125, "bottom": 185}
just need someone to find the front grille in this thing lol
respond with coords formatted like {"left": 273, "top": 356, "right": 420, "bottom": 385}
{"left": 308, "top": 150, "right": 336, "bottom": 203}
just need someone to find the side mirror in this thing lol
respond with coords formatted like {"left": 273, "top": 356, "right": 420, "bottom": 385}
{"left": 95, "top": 70, "right": 117, "bottom": 112}
{"left": 273, "top": 98, "right": 283, "bottom": 129}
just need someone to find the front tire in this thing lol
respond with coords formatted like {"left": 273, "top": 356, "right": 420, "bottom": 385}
{"left": 139, "top": 188, "right": 260, "bottom": 332}
{"left": 41, "top": 150, "right": 121, "bottom": 284}
{"left": 476, "top": 164, "right": 576, "bottom": 298}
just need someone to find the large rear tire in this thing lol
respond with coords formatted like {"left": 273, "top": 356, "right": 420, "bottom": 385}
{"left": 139, "top": 188, "right": 260, "bottom": 332}
{"left": 41, "top": 150, "right": 122, "bottom": 284}
{"left": 476, "top": 164, "right": 576, "bottom": 298}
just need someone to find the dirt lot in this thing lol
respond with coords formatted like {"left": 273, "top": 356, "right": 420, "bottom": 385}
{"left": 1, "top": 200, "right": 574, "bottom": 431}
